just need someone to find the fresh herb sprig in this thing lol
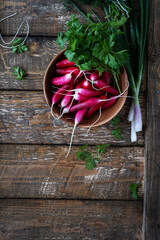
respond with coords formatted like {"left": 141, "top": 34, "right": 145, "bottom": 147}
{"left": 13, "top": 66, "right": 26, "bottom": 81}
{"left": 110, "top": 115, "right": 122, "bottom": 139}
{"left": 129, "top": 183, "right": 140, "bottom": 200}
{"left": 96, "top": 143, "right": 110, "bottom": 155}
{"left": 110, "top": 115, "right": 120, "bottom": 125}
{"left": 111, "top": 126, "right": 122, "bottom": 139}
{"left": 10, "top": 38, "right": 28, "bottom": 54}
{"left": 77, "top": 144, "right": 110, "bottom": 170}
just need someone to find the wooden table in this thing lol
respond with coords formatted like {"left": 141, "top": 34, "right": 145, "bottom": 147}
{"left": 0, "top": 1, "right": 159, "bottom": 239}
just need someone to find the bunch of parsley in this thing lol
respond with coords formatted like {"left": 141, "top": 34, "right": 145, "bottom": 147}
{"left": 57, "top": 15, "right": 128, "bottom": 79}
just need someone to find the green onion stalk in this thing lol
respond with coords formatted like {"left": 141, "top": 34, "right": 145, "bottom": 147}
{"left": 125, "top": 0, "right": 149, "bottom": 141}
{"left": 100, "top": 0, "right": 149, "bottom": 142}
{"left": 62, "top": 0, "right": 149, "bottom": 142}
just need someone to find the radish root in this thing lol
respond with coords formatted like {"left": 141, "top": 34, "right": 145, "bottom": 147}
{"left": 66, "top": 123, "right": 77, "bottom": 158}
{"left": 85, "top": 107, "right": 102, "bottom": 136}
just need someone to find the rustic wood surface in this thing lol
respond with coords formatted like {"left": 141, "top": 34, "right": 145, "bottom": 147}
{"left": 0, "top": 0, "right": 154, "bottom": 239}
{"left": 0, "top": 91, "right": 145, "bottom": 145}
{"left": 0, "top": 144, "right": 144, "bottom": 199}
{"left": 0, "top": 199, "right": 143, "bottom": 240}
{"left": 0, "top": 0, "right": 104, "bottom": 36}
{"left": 143, "top": 0, "right": 160, "bottom": 239}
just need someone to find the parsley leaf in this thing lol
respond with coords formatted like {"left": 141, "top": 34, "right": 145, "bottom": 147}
{"left": 86, "top": 159, "right": 98, "bottom": 170}
{"left": 77, "top": 148, "right": 98, "bottom": 170}
{"left": 77, "top": 146, "right": 98, "bottom": 170}
{"left": 10, "top": 38, "right": 28, "bottom": 54}
{"left": 96, "top": 144, "right": 110, "bottom": 155}
{"left": 129, "top": 183, "right": 140, "bottom": 200}
{"left": 110, "top": 115, "right": 122, "bottom": 139}
{"left": 110, "top": 116, "right": 120, "bottom": 125}
{"left": 57, "top": 15, "right": 128, "bottom": 77}
{"left": 111, "top": 126, "right": 122, "bottom": 139}
{"left": 56, "top": 33, "right": 67, "bottom": 49}
{"left": 77, "top": 144, "right": 110, "bottom": 170}
{"left": 13, "top": 66, "right": 26, "bottom": 81}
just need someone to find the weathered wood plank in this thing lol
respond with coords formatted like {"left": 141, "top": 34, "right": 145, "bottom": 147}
{"left": 0, "top": 0, "right": 103, "bottom": 36}
{"left": 0, "top": 37, "right": 60, "bottom": 90}
{"left": 143, "top": 0, "right": 160, "bottom": 239}
{"left": 0, "top": 37, "right": 147, "bottom": 91}
{"left": 0, "top": 144, "right": 144, "bottom": 199}
{"left": 0, "top": 199, "right": 143, "bottom": 240}
{"left": 0, "top": 91, "right": 145, "bottom": 145}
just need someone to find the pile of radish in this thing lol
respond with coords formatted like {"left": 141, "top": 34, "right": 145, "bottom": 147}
{"left": 51, "top": 57, "right": 120, "bottom": 156}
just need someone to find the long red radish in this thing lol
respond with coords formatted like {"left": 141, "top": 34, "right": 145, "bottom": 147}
{"left": 82, "top": 78, "right": 92, "bottom": 89}
{"left": 55, "top": 67, "right": 84, "bottom": 78}
{"left": 74, "top": 92, "right": 91, "bottom": 102}
{"left": 61, "top": 79, "right": 74, "bottom": 108}
{"left": 101, "top": 71, "right": 110, "bottom": 85}
{"left": 51, "top": 84, "right": 69, "bottom": 118}
{"left": 94, "top": 79, "right": 119, "bottom": 95}
{"left": 70, "top": 95, "right": 118, "bottom": 112}
{"left": 85, "top": 107, "right": 102, "bottom": 136}
{"left": 66, "top": 108, "right": 88, "bottom": 158}
{"left": 52, "top": 84, "right": 69, "bottom": 104}
{"left": 77, "top": 88, "right": 103, "bottom": 97}
{"left": 75, "top": 80, "right": 83, "bottom": 89}
{"left": 56, "top": 98, "right": 77, "bottom": 120}
{"left": 101, "top": 96, "right": 117, "bottom": 110}
{"left": 70, "top": 98, "right": 100, "bottom": 112}
{"left": 51, "top": 73, "right": 73, "bottom": 86}
{"left": 90, "top": 70, "right": 99, "bottom": 81}
{"left": 56, "top": 58, "right": 75, "bottom": 68}
{"left": 55, "top": 66, "right": 79, "bottom": 75}
{"left": 85, "top": 95, "right": 107, "bottom": 119}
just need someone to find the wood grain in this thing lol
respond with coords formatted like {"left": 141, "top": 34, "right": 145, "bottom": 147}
{"left": 0, "top": 37, "right": 60, "bottom": 90}
{"left": 0, "top": 0, "right": 104, "bottom": 36}
{"left": 0, "top": 199, "right": 143, "bottom": 240}
{"left": 0, "top": 144, "right": 144, "bottom": 199}
{"left": 143, "top": 0, "right": 160, "bottom": 239}
{"left": 0, "top": 37, "right": 147, "bottom": 91}
{"left": 0, "top": 91, "right": 145, "bottom": 145}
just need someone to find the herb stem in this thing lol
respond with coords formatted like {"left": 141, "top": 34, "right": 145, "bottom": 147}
{"left": 69, "top": 0, "right": 95, "bottom": 23}
{"left": 91, "top": 9, "right": 102, "bottom": 23}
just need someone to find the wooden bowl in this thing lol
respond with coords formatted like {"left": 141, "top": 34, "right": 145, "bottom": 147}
{"left": 43, "top": 50, "right": 128, "bottom": 128}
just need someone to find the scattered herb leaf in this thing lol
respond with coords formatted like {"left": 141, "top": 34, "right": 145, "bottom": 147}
{"left": 77, "top": 147, "right": 98, "bottom": 170}
{"left": 110, "top": 115, "right": 120, "bottom": 125}
{"left": 10, "top": 38, "right": 28, "bottom": 54}
{"left": 86, "top": 158, "right": 98, "bottom": 170}
{"left": 110, "top": 115, "right": 122, "bottom": 139}
{"left": 77, "top": 144, "right": 109, "bottom": 170}
{"left": 96, "top": 144, "right": 110, "bottom": 155}
{"left": 129, "top": 183, "right": 140, "bottom": 200}
{"left": 111, "top": 126, "right": 122, "bottom": 139}
{"left": 13, "top": 66, "right": 26, "bottom": 81}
